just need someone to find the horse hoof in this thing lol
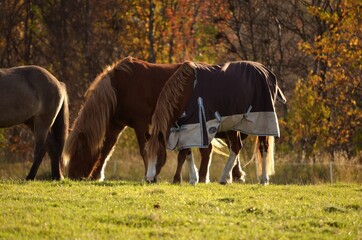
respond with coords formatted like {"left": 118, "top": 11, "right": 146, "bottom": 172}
{"left": 260, "top": 180, "right": 269, "bottom": 186}
{"left": 237, "top": 178, "right": 246, "bottom": 184}
{"left": 51, "top": 175, "right": 62, "bottom": 181}
{"left": 87, "top": 176, "right": 103, "bottom": 181}
{"left": 145, "top": 176, "right": 157, "bottom": 184}
{"left": 146, "top": 179, "right": 155, "bottom": 184}
{"left": 172, "top": 177, "right": 181, "bottom": 184}
{"left": 189, "top": 177, "right": 199, "bottom": 185}
{"left": 26, "top": 176, "right": 35, "bottom": 181}
{"left": 239, "top": 174, "right": 246, "bottom": 183}
{"left": 219, "top": 181, "right": 228, "bottom": 185}
{"left": 233, "top": 176, "right": 246, "bottom": 183}
{"left": 189, "top": 180, "right": 198, "bottom": 185}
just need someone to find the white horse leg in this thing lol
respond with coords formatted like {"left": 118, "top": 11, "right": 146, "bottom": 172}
{"left": 219, "top": 151, "right": 237, "bottom": 184}
{"left": 260, "top": 150, "right": 269, "bottom": 185}
{"left": 205, "top": 150, "right": 213, "bottom": 184}
{"left": 146, "top": 157, "right": 157, "bottom": 183}
{"left": 99, "top": 152, "right": 114, "bottom": 181}
{"left": 187, "top": 151, "right": 199, "bottom": 185}
{"left": 233, "top": 155, "right": 246, "bottom": 183}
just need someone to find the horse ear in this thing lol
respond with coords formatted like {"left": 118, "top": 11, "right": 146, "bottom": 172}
{"left": 158, "top": 132, "right": 164, "bottom": 142}
{"left": 144, "top": 131, "right": 164, "bottom": 142}
{"left": 144, "top": 132, "right": 151, "bottom": 141}
{"left": 157, "top": 131, "right": 166, "bottom": 152}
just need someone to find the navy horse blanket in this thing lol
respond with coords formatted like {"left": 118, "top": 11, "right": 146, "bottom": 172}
{"left": 167, "top": 61, "right": 285, "bottom": 150}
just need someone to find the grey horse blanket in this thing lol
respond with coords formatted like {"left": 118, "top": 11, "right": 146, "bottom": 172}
{"left": 167, "top": 61, "right": 285, "bottom": 150}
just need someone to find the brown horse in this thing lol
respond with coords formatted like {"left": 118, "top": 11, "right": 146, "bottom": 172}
{"left": 63, "top": 57, "right": 182, "bottom": 180}
{"left": 0, "top": 65, "right": 69, "bottom": 180}
{"left": 145, "top": 61, "right": 286, "bottom": 184}
{"left": 63, "top": 57, "right": 245, "bottom": 182}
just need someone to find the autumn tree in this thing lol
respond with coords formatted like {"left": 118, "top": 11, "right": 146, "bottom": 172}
{"left": 210, "top": 0, "right": 308, "bottom": 113}
{"left": 0, "top": 0, "right": 28, "bottom": 66}
{"left": 130, "top": 0, "right": 219, "bottom": 63}
{"left": 289, "top": 0, "right": 361, "bottom": 158}
{"left": 1, "top": 0, "right": 361, "bottom": 165}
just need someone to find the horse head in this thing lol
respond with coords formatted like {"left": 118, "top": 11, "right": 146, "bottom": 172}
{"left": 145, "top": 131, "right": 167, "bottom": 183}
{"left": 64, "top": 131, "right": 96, "bottom": 180}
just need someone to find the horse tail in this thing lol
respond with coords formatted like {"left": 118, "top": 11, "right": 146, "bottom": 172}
{"left": 253, "top": 136, "right": 275, "bottom": 178}
{"left": 211, "top": 138, "right": 229, "bottom": 157}
{"left": 54, "top": 83, "right": 69, "bottom": 173}
{"left": 276, "top": 86, "right": 287, "bottom": 104}
{"left": 267, "top": 136, "right": 275, "bottom": 176}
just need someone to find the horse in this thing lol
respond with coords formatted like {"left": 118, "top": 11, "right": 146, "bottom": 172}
{"left": 63, "top": 57, "right": 186, "bottom": 181}
{"left": 145, "top": 61, "right": 286, "bottom": 184}
{"left": 63, "top": 57, "right": 245, "bottom": 183}
{"left": 0, "top": 65, "right": 69, "bottom": 180}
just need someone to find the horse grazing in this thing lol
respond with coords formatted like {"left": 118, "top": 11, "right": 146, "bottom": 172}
{"left": 0, "top": 65, "right": 69, "bottom": 180}
{"left": 63, "top": 57, "right": 245, "bottom": 183}
{"left": 63, "top": 57, "right": 183, "bottom": 180}
{"left": 145, "top": 61, "right": 286, "bottom": 184}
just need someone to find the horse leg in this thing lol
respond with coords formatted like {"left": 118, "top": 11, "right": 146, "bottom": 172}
{"left": 88, "top": 124, "right": 124, "bottom": 180}
{"left": 219, "top": 131, "right": 242, "bottom": 184}
{"left": 173, "top": 149, "right": 189, "bottom": 184}
{"left": 198, "top": 145, "right": 212, "bottom": 183}
{"left": 186, "top": 149, "right": 199, "bottom": 185}
{"left": 45, "top": 132, "right": 63, "bottom": 180}
{"left": 231, "top": 132, "right": 247, "bottom": 183}
{"left": 232, "top": 157, "right": 246, "bottom": 183}
{"left": 219, "top": 151, "right": 237, "bottom": 184}
{"left": 135, "top": 129, "right": 148, "bottom": 178}
{"left": 259, "top": 136, "right": 269, "bottom": 185}
{"left": 26, "top": 128, "right": 48, "bottom": 180}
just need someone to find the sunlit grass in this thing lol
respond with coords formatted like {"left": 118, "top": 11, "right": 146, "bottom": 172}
{"left": 0, "top": 181, "right": 361, "bottom": 239}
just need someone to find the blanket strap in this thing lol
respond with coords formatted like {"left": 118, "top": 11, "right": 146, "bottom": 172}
{"left": 244, "top": 105, "right": 253, "bottom": 118}
{"left": 198, "top": 97, "right": 208, "bottom": 145}
{"left": 214, "top": 111, "right": 222, "bottom": 122}
{"left": 170, "top": 121, "right": 187, "bottom": 132}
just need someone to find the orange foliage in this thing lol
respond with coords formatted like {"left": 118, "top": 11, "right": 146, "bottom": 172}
{"left": 292, "top": 1, "right": 362, "bottom": 154}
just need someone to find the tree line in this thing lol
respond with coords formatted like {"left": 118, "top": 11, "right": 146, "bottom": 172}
{"left": 0, "top": 0, "right": 361, "bottom": 162}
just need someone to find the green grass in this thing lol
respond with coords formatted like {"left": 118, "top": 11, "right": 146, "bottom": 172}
{"left": 0, "top": 181, "right": 361, "bottom": 239}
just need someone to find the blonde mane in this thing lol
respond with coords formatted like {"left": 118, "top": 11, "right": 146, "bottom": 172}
{"left": 145, "top": 62, "right": 196, "bottom": 160}
{"left": 63, "top": 57, "right": 134, "bottom": 166}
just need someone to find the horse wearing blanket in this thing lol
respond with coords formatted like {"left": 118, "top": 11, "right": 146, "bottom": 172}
{"left": 63, "top": 57, "right": 246, "bottom": 183}
{"left": 145, "top": 61, "right": 286, "bottom": 184}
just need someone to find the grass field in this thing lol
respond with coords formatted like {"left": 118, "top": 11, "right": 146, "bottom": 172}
{"left": 0, "top": 180, "right": 361, "bottom": 239}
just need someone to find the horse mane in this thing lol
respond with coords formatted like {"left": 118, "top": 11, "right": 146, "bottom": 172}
{"left": 63, "top": 57, "right": 134, "bottom": 167}
{"left": 145, "top": 61, "right": 197, "bottom": 160}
